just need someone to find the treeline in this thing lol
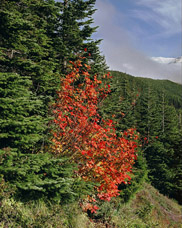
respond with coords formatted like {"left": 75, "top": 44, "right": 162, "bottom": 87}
{"left": 0, "top": 0, "right": 108, "bottom": 203}
{"left": 100, "top": 71, "right": 182, "bottom": 204}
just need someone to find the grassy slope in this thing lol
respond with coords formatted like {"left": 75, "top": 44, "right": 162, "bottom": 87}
{"left": 1, "top": 183, "right": 181, "bottom": 228}
{"left": 114, "top": 182, "right": 182, "bottom": 228}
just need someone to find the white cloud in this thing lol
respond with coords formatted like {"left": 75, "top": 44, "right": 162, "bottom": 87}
{"left": 134, "top": 0, "right": 181, "bottom": 36}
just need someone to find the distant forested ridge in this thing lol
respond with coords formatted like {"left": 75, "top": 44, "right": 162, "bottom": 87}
{"left": 100, "top": 70, "right": 182, "bottom": 204}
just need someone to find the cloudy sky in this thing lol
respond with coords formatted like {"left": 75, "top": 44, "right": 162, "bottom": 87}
{"left": 92, "top": 0, "right": 182, "bottom": 84}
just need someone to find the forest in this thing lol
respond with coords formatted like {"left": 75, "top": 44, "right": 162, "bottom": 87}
{"left": 0, "top": 0, "right": 182, "bottom": 227}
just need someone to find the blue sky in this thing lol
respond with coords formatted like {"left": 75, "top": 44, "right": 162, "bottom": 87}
{"left": 108, "top": 0, "right": 181, "bottom": 57}
{"left": 92, "top": 0, "right": 182, "bottom": 83}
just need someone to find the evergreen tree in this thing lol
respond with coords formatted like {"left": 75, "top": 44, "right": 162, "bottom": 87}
{"left": 172, "top": 130, "right": 182, "bottom": 204}
{"left": 100, "top": 72, "right": 137, "bottom": 133}
{"left": 0, "top": 0, "right": 106, "bottom": 203}
{"left": 119, "top": 148, "right": 148, "bottom": 203}
{"left": 145, "top": 104, "right": 179, "bottom": 197}
{"left": 0, "top": 73, "right": 45, "bottom": 153}
{"left": 0, "top": 0, "right": 60, "bottom": 98}
{"left": 53, "top": 0, "right": 107, "bottom": 74}
{"left": 135, "top": 85, "right": 159, "bottom": 141}
{"left": 103, "top": 71, "right": 182, "bottom": 203}
{"left": 0, "top": 151, "right": 94, "bottom": 202}
{"left": 99, "top": 71, "right": 147, "bottom": 202}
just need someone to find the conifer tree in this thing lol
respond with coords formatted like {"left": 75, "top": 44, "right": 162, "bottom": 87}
{"left": 0, "top": 0, "right": 108, "bottom": 154}
{"left": 0, "top": 0, "right": 60, "bottom": 99}
{"left": 0, "top": 0, "right": 63, "bottom": 154}
{"left": 145, "top": 104, "right": 179, "bottom": 196}
{"left": 0, "top": 73, "right": 45, "bottom": 153}
{"left": 99, "top": 71, "right": 147, "bottom": 202}
{"left": 172, "top": 130, "right": 182, "bottom": 204}
{"left": 135, "top": 85, "right": 159, "bottom": 141}
{"left": 100, "top": 73, "right": 137, "bottom": 133}
{"left": 53, "top": 0, "right": 107, "bottom": 74}
{"left": 0, "top": 0, "right": 108, "bottom": 203}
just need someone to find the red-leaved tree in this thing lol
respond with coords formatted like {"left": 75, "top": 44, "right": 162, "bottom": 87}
{"left": 51, "top": 58, "right": 139, "bottom": 210}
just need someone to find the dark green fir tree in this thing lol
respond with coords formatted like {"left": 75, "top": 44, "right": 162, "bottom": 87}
{"left": 0, "top": 0, "right": 60, "bottom": 102}
{"left": 0, "top": 73, "right": 45, "bottom": 153}
{"left": 53, "top": 0, "right": 108, "bottom": 74}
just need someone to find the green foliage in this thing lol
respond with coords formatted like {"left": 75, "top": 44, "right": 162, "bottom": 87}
{"left": 110, "top": 71, "right": 182, "bottom": 109}
{"left": 0, "top": 199, "right": 96, "bottom": 228}
{"left": 172, "top": 131, "right": 182, "bottom": 204}
{"left": 119, "top": 152, "right": 148, "bottom": 203}
{"left": 0, "top": 0, "right": 60, "bottom": 96}
{"left": 1, "top": 179, "right": 182, "bottom": 227}
{"left": 145, "top": 142, "right": 173, "bottom": 194}
{"left": 99, "top": 74, "right": 137, "bottom": 132}
{"left": 0, "top": 0, "right": 107, "bottom": 213}
{"left": 0, "top": 73, "right": 46, "bottom": 153}
{"left": 48, "top": 0, "right": 108, "bottom": 74}
{"left": 0, "top": 0, "right": 108, "bottom": 154}
{"left": 0, "top": 0, "right": 61, "bottom": 157}
{"left": 100, "top": 70, "right": 182, "bottom": 204}
{"left": 144, "top": 104, "right": 182, "bottom": 200}
{"left": 0, "top": 149, "right": 94, "bottom": 203}
{"left": 99, "top": 73, "right": 148, "bottom": 203}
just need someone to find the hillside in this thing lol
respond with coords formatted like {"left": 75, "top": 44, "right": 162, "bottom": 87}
{"left": 110, "top": 71, "right": 182, "bottom": 109}
{"left": 1, "top": 182, "right": 182, "bottom": 228}
{"left": 100, "top": 70, "right": 182, "bottom": 206}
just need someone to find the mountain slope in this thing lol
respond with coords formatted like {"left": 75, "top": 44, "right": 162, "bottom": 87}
{"left": 100, "top": 70, "right": 182, "bottom": 208}
{"left": 110, "top": 70, "right": 182, "bottom": 109}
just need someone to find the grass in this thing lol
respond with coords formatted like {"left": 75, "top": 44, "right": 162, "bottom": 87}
{"left": 109, "top": 183, "right": 182, "bottom": 228}
{"left": 0, "top": 198, "right": 95, "bottom": 228}
{"left": 0, "top": 182, "right": 182, "bottom": 227}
